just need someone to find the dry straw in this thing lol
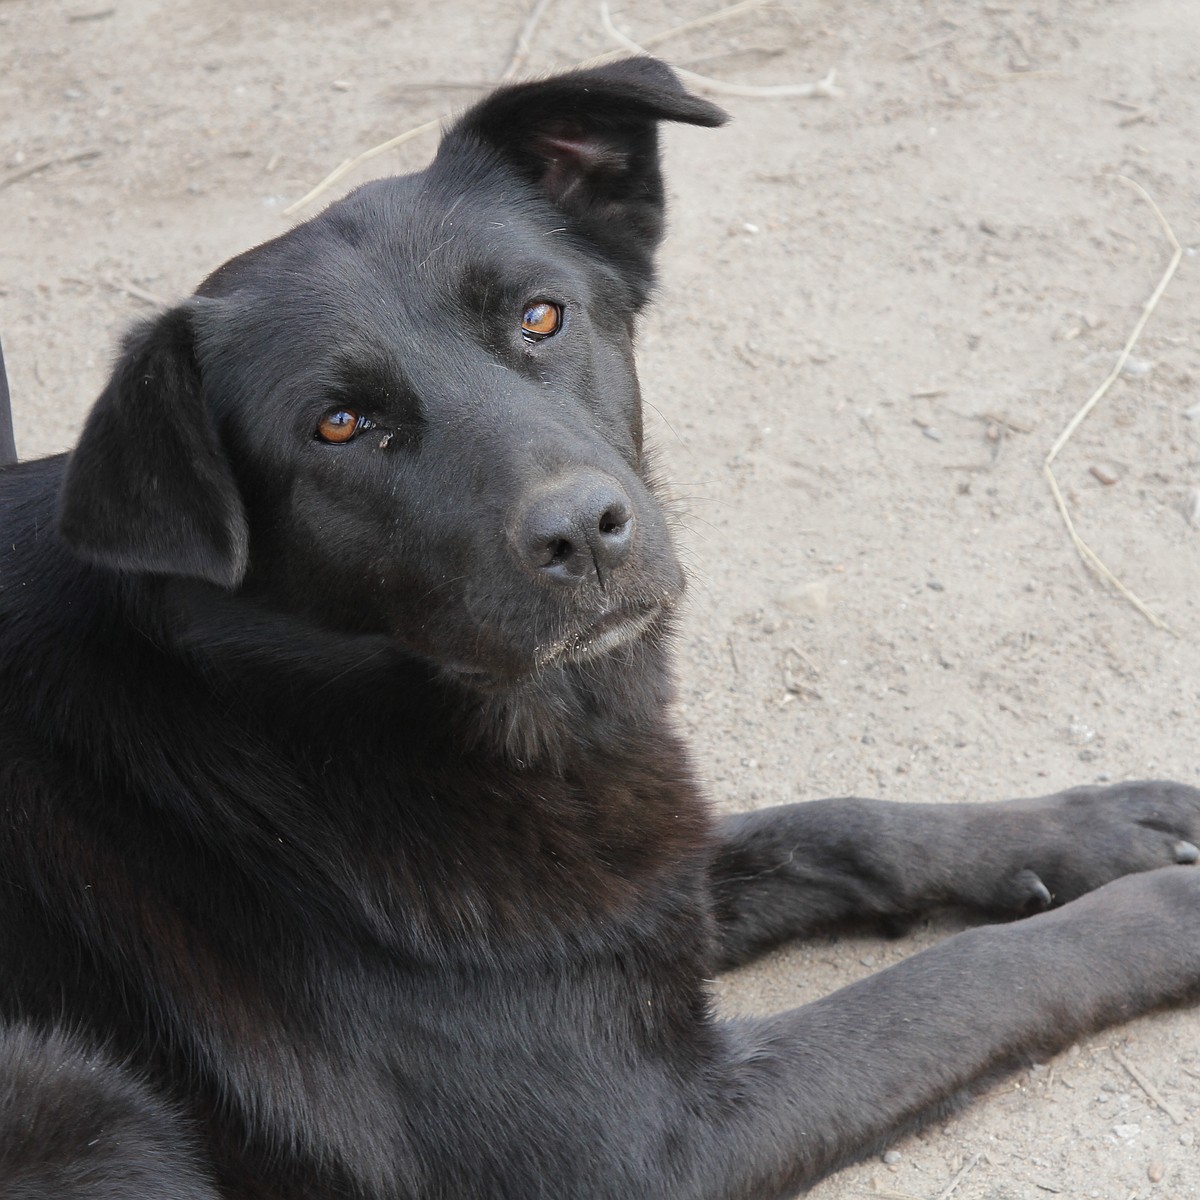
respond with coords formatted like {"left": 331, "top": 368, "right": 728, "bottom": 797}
{"left": 1042, "top": 175, "right": 1182, "bottom": 634}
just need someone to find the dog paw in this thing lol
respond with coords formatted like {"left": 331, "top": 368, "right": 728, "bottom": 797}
{"left": 1018, "top": 780, "right": 1200, "bottom": 904}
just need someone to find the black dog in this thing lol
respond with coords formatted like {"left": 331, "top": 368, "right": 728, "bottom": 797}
{"left": 2, "top": 57, "right": 1199, "bottom": 1200}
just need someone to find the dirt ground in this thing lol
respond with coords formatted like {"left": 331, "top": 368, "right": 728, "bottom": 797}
{"left": 3, "top": 0, "right": 1199, "bottom": 1196}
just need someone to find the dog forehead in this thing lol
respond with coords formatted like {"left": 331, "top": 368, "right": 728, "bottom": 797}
{"left": 193, "top": 172, "right": 598, "bottom": 417}
{"left": 207, "top": 169, "right": 578, "bottom": 335}
{"left": 327, "top": 166, "right": 588, "bottom": 304}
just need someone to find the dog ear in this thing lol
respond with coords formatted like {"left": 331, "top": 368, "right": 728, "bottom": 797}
{"left": 443, "top": 57, "right": 727, "bottom": 294}
{"left": 58, "top": 303, "right": 249, "bottom": 589}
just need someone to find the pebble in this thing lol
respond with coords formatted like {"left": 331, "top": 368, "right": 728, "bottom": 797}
{"left": 776, "top": 579, "right": 830, "bottom": 617}
{"left": 1120, "top": 356, "right": 1154, "bottom": 378}
{"left": 1180, "top": 1130, "right": 1195, "bottom": 1147}
{"left": 1148, "top": 1161, "right": 1165, "bottom": 1183}
{"left": 1067, "top": 720, "right": 1096, "bottom": 746}
{"left": 1112, "top": 1123, "right": 1140, "bottom": 1142}
{"left": 882, "top": 1149, "right": 902, "bottom": 1164}
{"left": 1184, "top": 487, "right": 1200, "bottom": 529}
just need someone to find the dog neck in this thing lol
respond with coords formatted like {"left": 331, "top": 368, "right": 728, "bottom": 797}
{"left": 153, "top": 575, "right": 682, "bottom": 775}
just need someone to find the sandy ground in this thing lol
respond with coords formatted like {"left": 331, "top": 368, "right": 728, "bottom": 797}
{"left": 3, "top": 0, "right": 1200, "bottom": 1196}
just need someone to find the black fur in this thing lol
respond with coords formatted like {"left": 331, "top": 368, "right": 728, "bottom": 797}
{"left": 2, "top": 59, "right": 1200, "bottom": 1199}
{"left": 0, "top": 334, "right": 14, "bottom": 466}
{"left": 0, "top": 1025, "right": 216, "bottom": 1200}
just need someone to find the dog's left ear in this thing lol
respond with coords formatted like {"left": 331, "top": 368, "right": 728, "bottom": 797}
{"left": 443, "top": 57, "right": 727, "bottom": 296}
{"left": 58, "top": 302, "right": 249, "bottom": 589}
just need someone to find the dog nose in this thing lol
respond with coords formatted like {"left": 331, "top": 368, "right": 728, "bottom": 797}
{"left": 516, "top": 474, "right": 635, "bottom": 584}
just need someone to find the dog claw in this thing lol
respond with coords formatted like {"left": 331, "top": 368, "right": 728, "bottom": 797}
{"left": 1173, "top": 840, "right": 1200, "bottom": 865}
{"left": 1008, "top": 868, "right": 1053, "bottom": 913}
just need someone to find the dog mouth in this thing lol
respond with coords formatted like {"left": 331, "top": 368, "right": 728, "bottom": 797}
{"left": 533, "top": 603, "right": 666, "bottom": 671}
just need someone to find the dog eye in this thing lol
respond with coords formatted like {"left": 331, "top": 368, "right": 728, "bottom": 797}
{"left": 520, "top": 302, "right": 562, "bottom": 341}
{"left": 315, "top": 409, "right": 365, "bottom": 443}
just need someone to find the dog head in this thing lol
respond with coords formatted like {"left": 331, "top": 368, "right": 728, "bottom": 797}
{"left": 57, "top": 58, "right": 726, "bottom": 686}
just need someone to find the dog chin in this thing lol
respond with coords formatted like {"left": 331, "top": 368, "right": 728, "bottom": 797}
{"left": 437, "top": 602, "right": 670, "bottom": 692}
{"left": 533, "top": 603, "right": 667, "bottom": 671}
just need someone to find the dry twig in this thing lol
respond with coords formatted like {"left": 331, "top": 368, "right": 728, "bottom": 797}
{"left": 0, "top": 150, "right": 101, "bottom": 195}
{"left": 500, "top": 0, "right": 557, "bottom": 82}
{"left": 932, "top": 1152, "right": 982, "bottom": 1200}
{"left": 1042, "top": 175, "right": 1182, "bottom": 634}
{"left": 282, "top": 118, "right": 442, "bottom": 216}
{"left": 600, "top": 3, "right": 841, "bottom": 98}
{"left": 579, "top": 0, "right": 772, "bottom": 65}
{"left": 1112, "top": 1047, "right": 1187, "bottom": 1125}
{"left": 103, "top": 278, "right": 168, "bottom": 309}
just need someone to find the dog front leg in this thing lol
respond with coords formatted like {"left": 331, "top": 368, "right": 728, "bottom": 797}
{"left": 691, "top": 867, "right": 1200, "bottom": 1200}
{"left": 710, "top": 781, "right": 1200, "bottom": 969}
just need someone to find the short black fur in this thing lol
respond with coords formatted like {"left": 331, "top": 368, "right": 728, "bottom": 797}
{"left": 3, "top": 59, "right": 1200, "bottom": 1200}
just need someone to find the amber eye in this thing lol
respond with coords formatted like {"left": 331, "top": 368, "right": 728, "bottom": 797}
{"left": 315, "top": 409, "right": 363, "bottom": 443}
{"left": 520, "top": 301, "right": 562, "bottom": 341}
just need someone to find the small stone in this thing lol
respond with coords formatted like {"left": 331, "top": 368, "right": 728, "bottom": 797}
{"left": 1120, "top": 356, "right": 1154, "bottom": 378}
{"left": 882, "top": 1149, "right": 902, "bottom": 1164}
{"left": 1180, "top": 1130, "right": 1195, "bottom": 1146}
{"left": 1184, "top": 487, "right": 1200, "bottom": 529}
{"left": 926, "top": 580, "right": 945, "bottom": 591}
{"left": 1112, "top": 1123, "right": 1140, "bottom": 1142}
{"left": 1148, "top": 1161, "right": 1165, "bottom": 1183}
{"left": 776, "top": 579, "right": 830, "bottom": 617}
{"left": 1067, "top": 720, "right": 1096, "bottom": 746}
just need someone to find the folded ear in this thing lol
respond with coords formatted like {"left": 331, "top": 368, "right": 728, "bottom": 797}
{"left": 58, "top": 303, "right": 248, "bottom": 589}
{"left": 441, "top": 56, "right": 727, "bottom": 298}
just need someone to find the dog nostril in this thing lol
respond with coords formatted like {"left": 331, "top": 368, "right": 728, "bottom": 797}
{"left": 598, "top": 503, "right": 631, "bottom": 536}
{"left": 548, "top": 538, "right": 574, "bottom": 564}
